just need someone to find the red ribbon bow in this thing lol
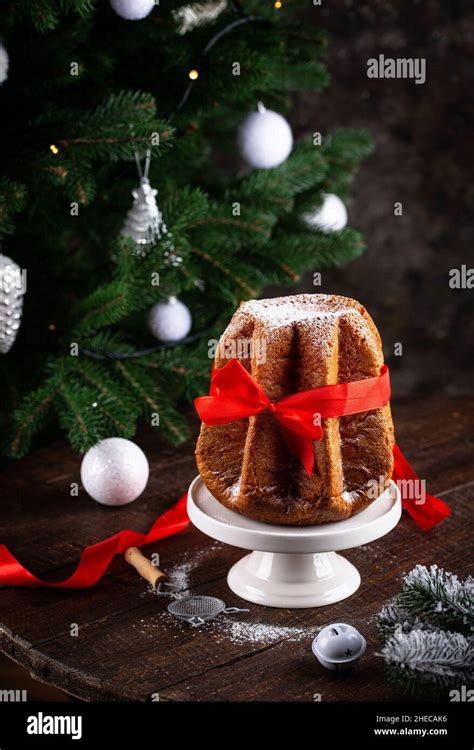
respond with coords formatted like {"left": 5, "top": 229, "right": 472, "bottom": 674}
{"left": 195, "top": 359, "right": 450, "bottom": 530}
{"left": 196, "top": 358, "right": 391, "bottom": 476}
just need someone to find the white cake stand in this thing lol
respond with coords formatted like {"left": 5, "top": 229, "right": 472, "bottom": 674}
{"left": 187, "top": 477, "right": 401, "bottom": 608}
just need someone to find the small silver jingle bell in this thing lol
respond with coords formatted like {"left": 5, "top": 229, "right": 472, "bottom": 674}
{"left": 312, "top": 622, "right": 367, "bottom": 671}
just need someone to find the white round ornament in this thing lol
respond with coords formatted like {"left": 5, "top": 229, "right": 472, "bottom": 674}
{"left": 302, "top": 193, "right": 348, "bottom": 232}
{"left": 0, "top": 42, "right": 9, "bottom": 85}
{"left": 238, "top": 102, "right": 293, "bottom": 169}
{"left": 81, "top": 438, "right": 149, "bottom": 506}
{"left": 110, "top": 0, "right": 155, "bottom": 20}
{"left": 148, "top": 296, "right": 192, "bottom": 343}
{"left": 312, "top": 623, "right": 366, "bottom": 671}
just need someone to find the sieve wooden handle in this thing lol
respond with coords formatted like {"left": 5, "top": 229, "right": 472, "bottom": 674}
{"left": 125, "top": 547, "right": 167, "bottom": 589}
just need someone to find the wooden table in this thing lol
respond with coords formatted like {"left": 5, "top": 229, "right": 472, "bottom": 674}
{"left": 0, "top": 396, "right": 472, "bottom": 701}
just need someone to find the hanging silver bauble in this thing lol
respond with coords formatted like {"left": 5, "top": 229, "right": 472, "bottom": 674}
{"left": 0, "top": 253, "right": 24, "bottom": 354}
{"left": 121, "top": 177, "right": 168, "bottom": 257}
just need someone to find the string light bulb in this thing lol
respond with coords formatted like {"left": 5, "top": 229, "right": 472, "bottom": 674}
{"left": 50, "top": 144, "right": 59, "bottom": 155}
{"left": 48, "top": 323, "right": 56, "bottom": 331}
{"left": 274, "top": 1, "right": 282, "bottom": 8}
{"left": 188, "top": 69, "right": 199, "bottom": 80}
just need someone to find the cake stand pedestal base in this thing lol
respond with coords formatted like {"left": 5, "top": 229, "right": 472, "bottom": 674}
{"left": 187, "top": 477, "right": 401, "bottom": 609}
{"left": 227, "top": 550, "right": 360, "bottom": 608}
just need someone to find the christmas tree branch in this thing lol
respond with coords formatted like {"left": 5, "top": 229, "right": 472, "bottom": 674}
{"left": 191, "top": 246, "right": 258, "bottom": 297}
{"left": 0, "top": 178, "right": 27, "bottom": 239}
{"left": 377, "top": 565, "right": 474, "bottom": 697}
{"left": 398, "top": 564, "right": 474, "bottom": 635}
{"left": 189, "top": 215, "right": 272, "bottom": 238}
{"left": 114, "top": 361, "right": 189, "bottom": 445}
{"left": 7, "top": 381, "right": 57, "bottom": 458}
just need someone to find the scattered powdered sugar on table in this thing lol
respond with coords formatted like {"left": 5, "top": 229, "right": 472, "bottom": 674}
{"left": 132, "top": 611, "right": 186, "bottom": 640}
{"left": 132, "top": 608, "right": 310, "bottom": 646}
{"left": 212, "top": 618, "right": 308, "bottom": 645}
{"left": 165, "top": 541, "right": 223, "bottom": 590}
{"left": 131, "top": 538, "right": 312, "bottom": 646}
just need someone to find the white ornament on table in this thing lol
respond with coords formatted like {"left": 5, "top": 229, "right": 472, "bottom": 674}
{"left": 0, "top": 42, "right": 9, "bottom": 85}
{"left": 110, "top": 0, "right": 155, "bottom": 20}
{"left": 148, "top": 296, "right": 192, "bottom": 343}
{"left": 312, "top": 623, "right": 367, "bottom": 671}
{"left": 0, "top": 254, "right": 24, "bottom": 354}
{"left": 302, "top": 193, "right": 348, "bottom": 232}
{"left": 121, "top": 177, "right": 167, "bottom": 257}
{"left": 81, "top": 438, "right": 149, "bottom": 506}
{"left": 173, "top": 0, "right": 228, "bottom": 35}
{"left": 238, "top": 102, "right": 293, "bottom": 170}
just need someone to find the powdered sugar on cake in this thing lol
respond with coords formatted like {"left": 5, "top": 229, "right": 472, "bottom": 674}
{"left": 241, "top": 296, "right": 346, "bottom": 328}
{"left": 231, "top": 294, "right": 353, "bottom": 336}
{"left": 222, "top": 294, "right": 380, "bottom": 363}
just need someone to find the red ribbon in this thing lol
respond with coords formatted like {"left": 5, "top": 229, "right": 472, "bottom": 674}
{"left": 392, "top": 445, "right": 450, "bottom": 531}
{"left": 195, "top": 359, "right": 450, "bottom": 530}
{"left": 0, "top": 494, "right": 189, "bottom": 589}
{"left": 196, "top": 358, "right": 391, "bottom": 476}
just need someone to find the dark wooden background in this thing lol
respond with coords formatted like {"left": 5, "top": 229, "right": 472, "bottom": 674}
{"left": 289, "top": 0, "right": 473, "bottom": 396}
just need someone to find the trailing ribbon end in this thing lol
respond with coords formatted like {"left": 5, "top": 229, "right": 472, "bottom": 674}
{"left": 0, "top": 494, "right": 189, "bottom": 589}
{"left": 392, "top": 444, "right": 451, "bottom": 531}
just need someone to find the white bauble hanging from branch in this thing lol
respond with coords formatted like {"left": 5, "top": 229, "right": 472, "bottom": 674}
{"left": 238, "top": 102, "right": 293, "bottom": 170}
{"left": 302, "top": 193, "right": 348, "bottom": 232}
{"left": 110, "top": 0, "right": 155, "bottom": 20}
{"left": 0, "top": 42, "right": 9, "bottom": 85}
{"left": 148, "top": 297, "right": 192, "bottom": 343}
{"left": 0, "top": 254, "right": 25, "bottom": 354}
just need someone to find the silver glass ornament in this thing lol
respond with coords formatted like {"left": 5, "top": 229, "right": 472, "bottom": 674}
{"left": 0, "top": 253, "right": 25, "bottom": 354}
{"left": 121, "top": 177, "right": 168, "bottom": 257}
{"left": 121, "top": 150, "right": 168, "bottom": 257}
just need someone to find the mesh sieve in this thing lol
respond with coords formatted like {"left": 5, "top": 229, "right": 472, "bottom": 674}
{"left": 168, "top": 595, "right": 226, "bottom": 627}
{"left": 168, "top": 596, "right": 248, "bottom": 628}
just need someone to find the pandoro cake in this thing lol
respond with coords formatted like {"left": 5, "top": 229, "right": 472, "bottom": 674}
{"left": 196, "top": 294, "right": 394, "bottom": 525}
